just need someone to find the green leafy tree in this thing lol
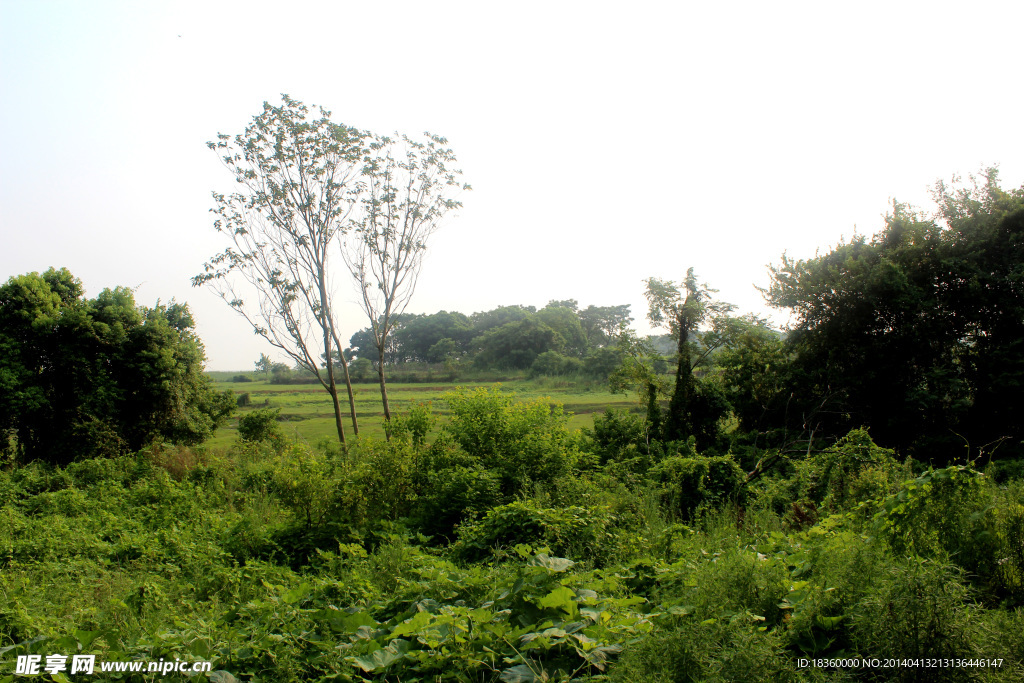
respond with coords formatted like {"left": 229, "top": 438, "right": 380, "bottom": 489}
{"left": 579, "top": 304, "right": 633, "bottom": 347}
{"left": 718, "top": 322, "right": 792, "bottom": 434}
{"left": 474, "top": 317, "right": 563, "bottom": 370}
{"left": 536, "top": 304, "right": 589, "bottom": 358}
{"left": 608, "top": 330, "right": 670, "bottom": 437}
{"left": 342, "top": 132, "right": 468, "bottom": 422}
{"left": 395, "top": 311, "right": 474, "bottom": 362}
{"left": 546, "top": 298, "right": 579, "bottom": 312}
{"left": 237, "top": 407, "right": 284, "bottom": 445}
{"left": 0, "top": 269, "right": 233, "bottom": 465}
{"left": 470, "top": 304, "right": 536, "bottom": 334}
{"left": 254, "top": 353, "right": 272, "bottom": 377}
{"left": 529, "top": 350, "right": 583, "bottom": 378}
{"left": 765, "top": 169, "right": 1024, "bottom": 459}
{"left": 442, "top": 387, "right": 578, "bottom": 494}
{"left": 194, "top": 95, "right": 364, "bottom": 444}
{"left": 644, "top": 268, "right": 735, "bottom": 445}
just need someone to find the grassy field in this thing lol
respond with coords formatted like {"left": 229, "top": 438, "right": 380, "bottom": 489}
{"left": 206, "top": 372, "right": 637, "bottom": 448}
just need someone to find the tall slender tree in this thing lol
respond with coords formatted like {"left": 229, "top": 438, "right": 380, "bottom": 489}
{"left": 645, "top": 268, "right": 735, "bottom": 443}
{"left": 194, "top": 95, "right": 364, "bottom": 444}
{"left": 342, "top": 133, "right": 468, "bottom": 422}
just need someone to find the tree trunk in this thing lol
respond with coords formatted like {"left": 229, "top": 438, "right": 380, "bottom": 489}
{"left": 664, "top": 317, "right": 694, "bottom": 442}
{"left": 330, "top": 326, "right": 359, "bottom": 436}
{"left": 377, "top": 345, "right": 392, "bottom": 426}
{"left": 322, "top": 328, "right": 347, "bottom": 446}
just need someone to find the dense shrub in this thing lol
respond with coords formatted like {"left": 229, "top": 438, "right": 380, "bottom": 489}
{"left": 529, "top": 350, "right": 583, "bottom": 378}
{"left": 453, "top": 500, "right": 614, "bottom": 564}
{"left": 442, "top": 387, "right": 580, "bottom": 494}
{"left": 336, "top": 436, "right": 418, "bottom": 526}
{"left": 588, "top": 408, "right": 656, "bottom": 468}
{"left": 582, "top": 346, "right": 625, "bottom": 380}
{"left": 648, "top": 452, "right": 746, "bottom": 520}
{"left": 611, "top": 615, "right": 804, "bottom": 683}
{"left": 850, "top": 560, "right": 977, "bottom": 677}
{"left": 237, "top": 407, "right": 284, "bottom": 445}
{"left": 4, "top": 385, "right": 1023, "bottom": 681}
{"left": 268, "top": 443, "right": 335, "bottom": 528}
{"left": 411, "top": 466, "right": 502, "bottom": 542}
{"left": 792, "top": 428, "right": 909, "bottom": 514}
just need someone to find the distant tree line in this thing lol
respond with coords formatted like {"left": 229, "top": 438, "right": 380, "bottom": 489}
{"left": 344, "top": 300, "right": 634, "bottom": 378}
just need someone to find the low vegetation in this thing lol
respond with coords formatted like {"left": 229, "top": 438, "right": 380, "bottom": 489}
{"left": 2, "top": 390, "right": 1023, "bottom": 681}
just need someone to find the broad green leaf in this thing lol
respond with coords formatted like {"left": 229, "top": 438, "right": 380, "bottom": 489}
{"left": 282, "top": 583, "right": 311, "bottom": 605}
{"left": 539, "top": 586, "right": 577, "bottom": 615}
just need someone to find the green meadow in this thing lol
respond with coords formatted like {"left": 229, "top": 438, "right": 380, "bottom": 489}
{"left": 206, "top": 373, "right": 636, "bottom": 448}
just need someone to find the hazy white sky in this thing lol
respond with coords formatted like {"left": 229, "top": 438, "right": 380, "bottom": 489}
{"left": 2, "top": 0, "right": 1022, "bottom": 370}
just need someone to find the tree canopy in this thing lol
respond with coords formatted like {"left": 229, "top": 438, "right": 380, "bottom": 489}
{"left": 0, "top": 268, "right": 233, "bottom": 465}
{"left": 764, "top": 169, "right": 1024, "bottom": 460}
{"left": 195, "top": 95, "right": 366, "bottom": 443}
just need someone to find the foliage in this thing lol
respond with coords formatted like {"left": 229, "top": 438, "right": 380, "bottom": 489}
{"left": 0, "top": 268, "right": 232, "bottom": 465}
{"left": 412, "top": 464, "right": 502, "bottom": 542}
{"left": 236, "top": 407, "right": 284, "bottom": 446}
{"left": 397, "top": 311, "right": 475, "bottom": 362}
{"left": 849, "top": 560, "right": 977, "bottom": 675}
{"left": 644, "top": 268, "right": 737, "bottom": 446}
{"left": 194, "top": 94, "right": 364, "bottom": 443}
{"left": 384, "top": 401, "right": 437, "bottom": 448}
{"left": 535, "top": 304, "right": 589, "bottom": 358}
{"left": 649, "top": 452, "right": 746, "bottom": 520}
{"left": 791, "top": 428, "right": 909, "bottom": 515}
{"left": 342, "top": 132, "right": 468, "bottom": 421}
{"left": 578, "top": 303, "right": 633, "bottom": 348}
{"left": 608, "top": 330, "right": 669, "bottom": 434}
{"left": 588, "top": 408, "right": 657, "bottom": 467}
{"left": 529, "top": 350, "right": 583, "bottom": 378}
{"left": 268, "top": 443, "right": 335, "bottom": 528}
{"left": 453, "top": 501, "right": 615, "bottom": 564}
{"left": 3, "top": 420, "right": 1024, "bottom": 681}
{"left": 474, "top": 318, "right": 564, "bottom": 370}
{"left": 442, "top": 387, "right": 580, "bottom": 494}
{"left": 581, "top": 345, "right": 625, "bottom": 380}
{"left": 719, "top": 323, "right": 792, "bottom": 435}
{"left": 765, "top": 169, "right": 1024, "bottom": 460}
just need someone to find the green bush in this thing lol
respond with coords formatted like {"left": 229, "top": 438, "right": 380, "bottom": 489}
{"left": 412, "top": 465, "right": 502, "bottom": 542}
{"left": 793, "top": 428, "right": 908, "bottom": 515}
{"left": 874, "top": 465, "right": 992, "bottom": 563}
{"left": 583, "top": 346, "right": 625, "bottom": 380}
{"left": 588, "top": 408, "right": 656, "bottom": 467}
{"left": 332, "top": 436, "right": 418, "bottom": 530}
{"left": 529, "top": 350, "right": 583, "bottom": 378}
{"left": 237, "top": 407, "right": 284, "bottom": 445}
{"left": 648, "top": 453, "right": 746, "bottom": 520}
{"left": 442, "top": 387, "right": 580, "bottom": 494}
{"left": 269, "top": 443, "right": 335, "bottom": 528}
{"left": 453, "top": 501, "right": 614, "bottom": 564}
{"left": 611, "top": 616, "right": 808, "bottom": 683}
{"left": 384, "top": 401, "right": 436, "bottom": 448}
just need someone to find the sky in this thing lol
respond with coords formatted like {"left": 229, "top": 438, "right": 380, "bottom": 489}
{"left": 2, "top": 0, "right": 1022, "bottom": 370}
